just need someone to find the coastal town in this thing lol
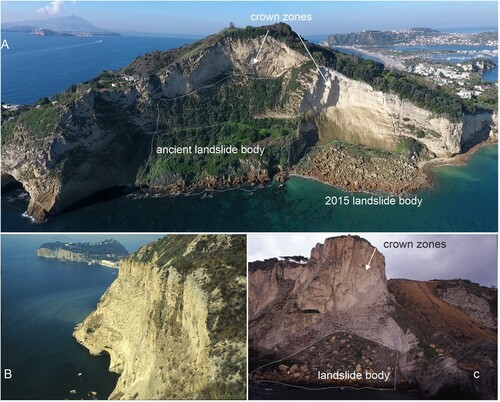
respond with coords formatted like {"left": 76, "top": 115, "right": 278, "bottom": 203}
{"left": 323, "top": 28, "right": 498, "bottom": 105}
{"left": 36, "top": 239, "right": 128, "bottom": 268}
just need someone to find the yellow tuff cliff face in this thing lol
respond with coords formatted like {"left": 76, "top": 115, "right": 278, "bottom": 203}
{"left": 73, "top": 235, "right": 247, "bottom": 400}
{"left": 302, "top": 70, "right": 493, "bottom": 158}
{"left": 2, "top": 28, "right": 495, "bottom": 222}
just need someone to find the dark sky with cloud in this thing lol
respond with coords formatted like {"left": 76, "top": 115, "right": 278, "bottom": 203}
{"left": 248, "top": 234, "right": 497, "bottom": 287}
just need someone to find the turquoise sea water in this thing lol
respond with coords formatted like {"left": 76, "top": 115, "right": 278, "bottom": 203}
{"left": 2, "top": 145, "right": 497, "bottom": 232}
{"left": 1, "top": 235, "right": 158, "bottom": 399}
{"left": 1, "top": 32, "right": 497, "bottom": 232}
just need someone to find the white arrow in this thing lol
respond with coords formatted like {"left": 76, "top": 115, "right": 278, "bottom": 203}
{"left": 297, "top": 33, "right": 330, "bottom": 86}
{"left": 365, "top": 248, "right": 376, "bottom": 270}
{"left": 252, "top": 30, "right": 270, "bottom": 64}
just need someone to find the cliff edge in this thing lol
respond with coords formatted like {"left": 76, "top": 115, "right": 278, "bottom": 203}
{"left": 2, "top": 24, "right": 496, "bottom": 222}
{"left": 37, "top": 239, "right": 128, "bottom": 265}
{"left": 249, "top": 235, "right": 497, "bottom": 399}
{"left": 73, "top": 234, "right": 247, "bottom": 400}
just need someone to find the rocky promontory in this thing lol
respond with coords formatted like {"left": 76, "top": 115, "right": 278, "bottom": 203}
{"left": 73, "top": 235, "right": 247, "bottom": 400}
{"left": 37, "top": 239, "right": 128, "bottom": 267}
{"left": 249, "top": 235, "right": 497, "bottom": 399}
{"left": 2, "top": 23, "right": 496, "bottom": 221}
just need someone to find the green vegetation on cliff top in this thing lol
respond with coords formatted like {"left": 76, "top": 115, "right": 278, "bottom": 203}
{"left": 131, "top": 234, "right": 246, "bottom": 400}
{"left": 123, "top": 23, "right": 486, "bottom": 122}
{"left": 2, "top": 23, "right": 493, "bottom": 191}
{"left": 132, "top": 235, "right": 246, "bottom": 341}
{"left": 2, "top": 23, "right": 491, "bottom": 151}
{"left": 38, "top": 239, "right": 129, "bottom": 261}
{"left": 2, "top": 103, "right": 61, "bottom": 145}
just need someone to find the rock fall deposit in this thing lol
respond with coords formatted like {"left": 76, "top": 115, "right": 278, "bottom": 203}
{"left": 2, "top": 23, "right": 497, "bottom": 222}
{"left": 249, "top": 235, "right": 497, "bottom": 399}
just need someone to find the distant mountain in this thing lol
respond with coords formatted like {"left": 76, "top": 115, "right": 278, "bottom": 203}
{"left": 4, "top": 15, "right": 101, "bottom": 31}
{"left": 2, "top": 23, "right": 495, "bottom": 222}
{"left": 2, "top": 15, "right": 120, "bottom": 36}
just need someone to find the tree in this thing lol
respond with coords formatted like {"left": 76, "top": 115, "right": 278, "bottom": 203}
{"left": 229, "top": 22, "right": 235, "bottom": 29}
{"left": 36, "top": 97, "right": 50, "bottom": 106}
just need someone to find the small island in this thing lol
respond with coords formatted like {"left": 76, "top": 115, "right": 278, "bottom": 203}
{"left": 37, "top": 239, "right": 128, "bottom": 268}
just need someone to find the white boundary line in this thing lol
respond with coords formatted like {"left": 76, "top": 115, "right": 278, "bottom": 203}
{"left": 297, "top": 33, "right": 328, "bottom": 83}
{"left": 250, "top": 330, "right": 400, "bottom": 392}
{"left": 135, "top": 32, "right": 358, "bottom": 200}
{"left": 137, "top": 67, "right": 304, "bottom": 198}
{"left": 138, "top": 29, "right": 328, "bottom": 195}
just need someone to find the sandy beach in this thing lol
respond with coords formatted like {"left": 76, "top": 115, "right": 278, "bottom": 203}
{"left": 336, "top": 46, "right": 406, "bottom": 71}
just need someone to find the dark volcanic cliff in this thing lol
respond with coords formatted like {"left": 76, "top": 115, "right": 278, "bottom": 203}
{"left": 249, "top": 235, "right": 497, "bottom": 399}
{"left": 2, "top": 23, "right": 496, "bottom": 222}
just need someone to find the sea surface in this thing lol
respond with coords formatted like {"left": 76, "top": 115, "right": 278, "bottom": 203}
{"left": 391, "top": 45, "right": 497, "bottom": 82}
{"left": 1, "top": 32, "right": 498, "bottom": 232}
{"left": 1, "top": 32, "right": 195, "bottom": 104}
{"left": 336, "top": 45, "right": 498, "bottom": 82}
{"left": 1, "top": 234, "right": 159, "bottom": 400}
{"left": 2, "top": 144, "right": 498, "bottom": 232}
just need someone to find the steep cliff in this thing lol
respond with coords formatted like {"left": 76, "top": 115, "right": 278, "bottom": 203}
{"left": 301, "top": 70, "right": 494, "bottom": 157}
{"left": 37, "top": 239, "right": 128, "bottom": 264}
{"left": 249, "top": 235, "right": 497, "bottom": 399}
{"left": 249, "top": 236, "right": 412, "bottom": 356}
{"left": 73, "top": 234, "right": 246, "bottom": 400}
{"left": 2, "top": 23, "right": 495, "bottom": 222}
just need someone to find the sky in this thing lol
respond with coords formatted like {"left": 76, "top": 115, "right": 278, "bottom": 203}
{"left": 248, "top": 234, "right": 498, "bottom": 286}
{"left": 1, "top": 1, "right": 498, "bottom": 36}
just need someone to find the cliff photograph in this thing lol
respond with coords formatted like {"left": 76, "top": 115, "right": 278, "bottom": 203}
{"left": 73, "top": 234, "right": 247, "bottom": 400}
{"left": 1, "top": 1, "right": 497, "bottom": 232}
{"left": 2, "top": 234, "right": 247, "bottom": 400}
{"left": 248, "top": 234, "right": 497, "bottom": 399}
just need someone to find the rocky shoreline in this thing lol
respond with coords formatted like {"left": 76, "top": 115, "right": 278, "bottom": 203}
{"left": 73, "top": 235, "right": 247, "bottom": 400}
{"left": 292, "top": 142, "right": 431, "bottom": 195}
{"left": 421, "top": 138, "right": 498, "bottom": 173}
{"left": 139, "top": 169, "right": 274, "bottom": 197}
{"left": 133, "top": 139, "right": 498, "bottom": 199}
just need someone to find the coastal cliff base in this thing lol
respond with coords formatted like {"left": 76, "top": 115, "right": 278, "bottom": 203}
{"left": 74, "top": 235, "right": 247, "bottom": 400}
{"left": 249, "top": 235, "right": 497, "bottom": 399}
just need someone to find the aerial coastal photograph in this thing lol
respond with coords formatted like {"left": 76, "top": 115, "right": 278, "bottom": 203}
{"left": 248, "top": 234, "right": 498, "bottom": 399}
{"left": 1, "top": 1, "right": 498, "bottom": 232}
{"left": 1, "top": 234, "right": 247, "bottom": 400}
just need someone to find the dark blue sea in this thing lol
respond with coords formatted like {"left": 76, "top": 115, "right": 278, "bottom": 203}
{"left": 1, "top": 234, "right": 160, "bottom": 400}
{"left": 1, "top": 32, "right": 498, "bottom": 232}
{"left": 1, "top": 32, "right": 194, "bottom": 104}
